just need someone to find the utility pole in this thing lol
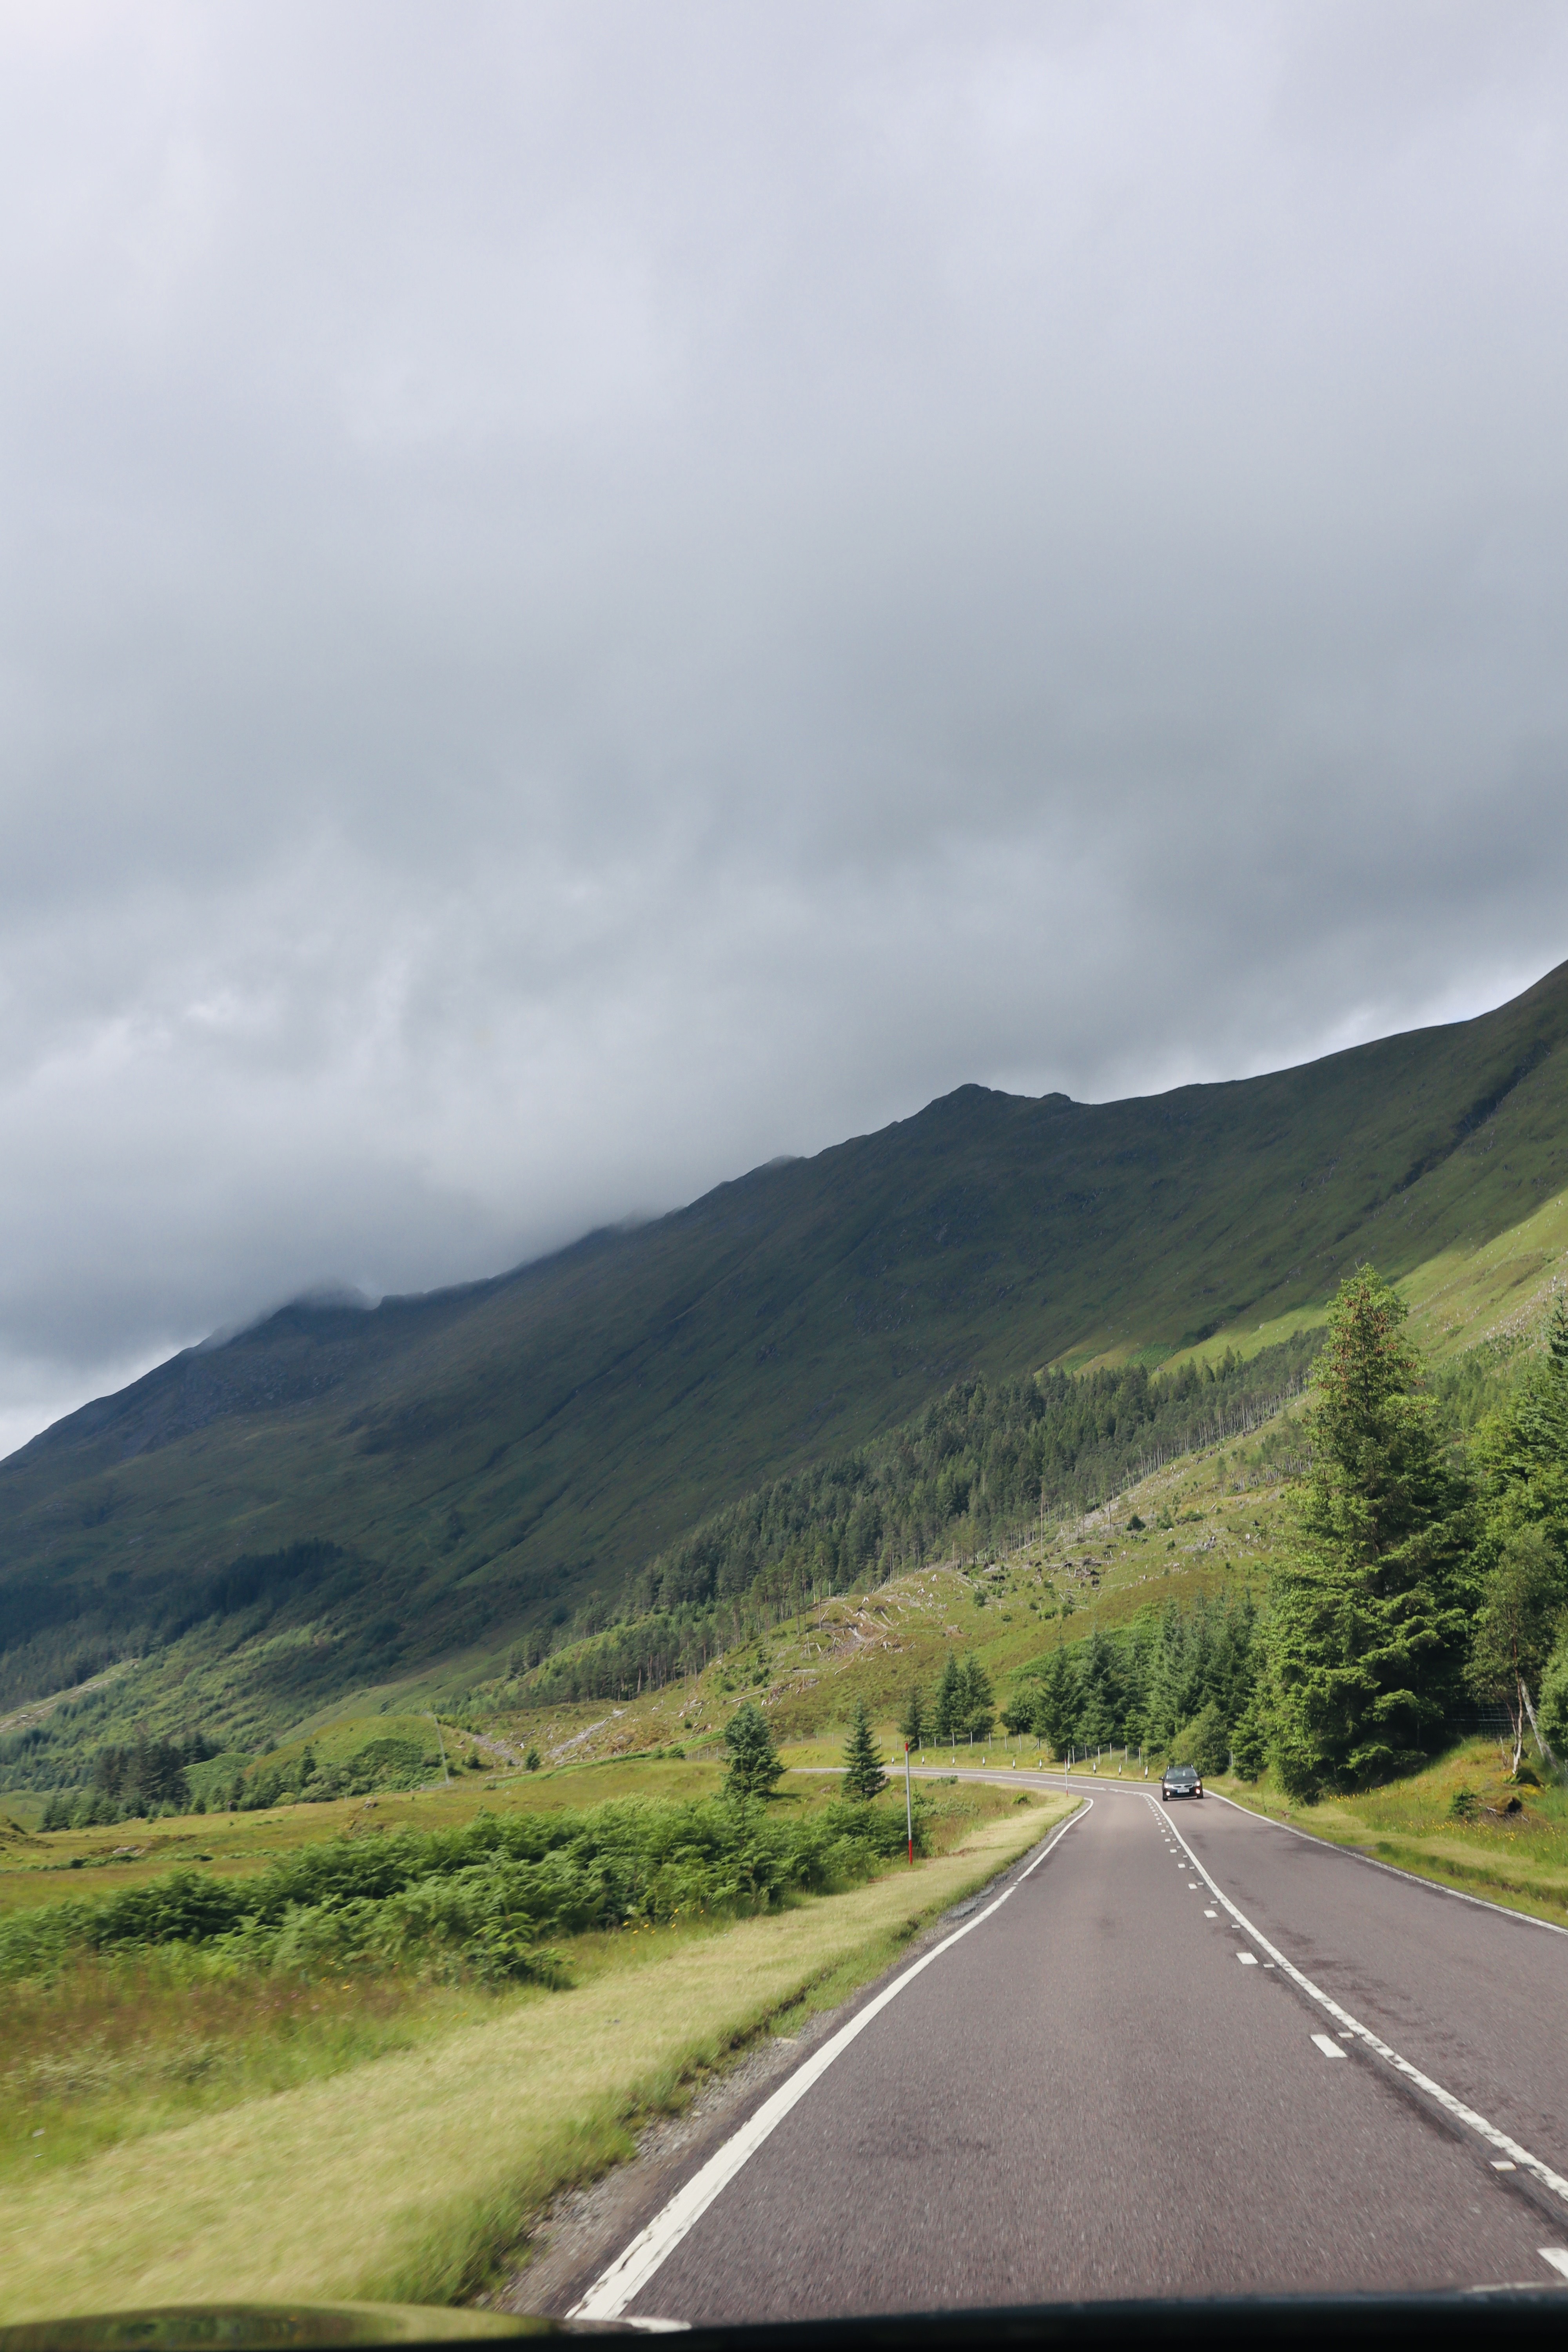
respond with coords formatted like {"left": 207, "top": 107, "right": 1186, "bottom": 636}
{"left": 904, "top": 1742, "right": 914, "bottom": 1865}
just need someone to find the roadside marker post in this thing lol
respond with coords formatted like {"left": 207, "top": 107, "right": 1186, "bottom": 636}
{"left": 904, "top": 1742, "right": 914, "bottom": 1864}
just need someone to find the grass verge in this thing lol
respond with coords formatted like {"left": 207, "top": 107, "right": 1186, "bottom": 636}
{"left": 0, "top": 1794, "right": 1071, "bottom": 2325}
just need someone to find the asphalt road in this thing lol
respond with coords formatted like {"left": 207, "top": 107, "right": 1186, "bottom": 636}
{"left": 568, "top": 1773, "right": 1568, "bottom": 2324}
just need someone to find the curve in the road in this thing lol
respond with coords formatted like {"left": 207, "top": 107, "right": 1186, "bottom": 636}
{"left": 565, "top": 1771, "right": 1568, "bottom": 2323}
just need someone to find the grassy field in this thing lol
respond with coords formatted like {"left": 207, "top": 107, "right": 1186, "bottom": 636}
{"left": 0, "top": 1779, "right": 1068, "bottom": 2325}
{"left": 0, "top": 1752, "right": 734, "bottom": 1911}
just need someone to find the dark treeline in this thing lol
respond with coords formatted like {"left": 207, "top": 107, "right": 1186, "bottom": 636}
{"left": 27, "top": 1726, "right": 450, "bottom": 1826}
{"left": 527, "top": 1334, "right": 1316, "bottom": 1705}
{"left": 0, "top": 1536, "right": 429, "bottom": 1737}
{"left": 174, "top": 1540, "right": 347, "bottom": 1640}
{"left": 0, "top": 1539, "right": 355, "bottom": 1719}
{"left": 226, "top": 1731, "right": 440, "bottom": 1815}
{"left": 0, "top": 1611, "right": 126, "bottom": 1721}
{"left": 36, "top": 1730, "right": 221, "bottom": 1828}
{"left": 998, "top": 1591, "right": 1263, "bottom": 1774}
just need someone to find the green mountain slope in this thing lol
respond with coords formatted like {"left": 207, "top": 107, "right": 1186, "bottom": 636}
{"left": 4, "top": 955, "right": 1568, "bottom": 1729}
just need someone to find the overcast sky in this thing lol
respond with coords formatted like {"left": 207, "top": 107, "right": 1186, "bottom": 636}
{"left": 3, "top": 0, "right": 1567, "bottom": 1457}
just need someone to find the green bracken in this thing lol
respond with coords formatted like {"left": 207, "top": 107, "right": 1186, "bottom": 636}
{"left": 0, "top": 1792, "right": 929, "bottom": 1987}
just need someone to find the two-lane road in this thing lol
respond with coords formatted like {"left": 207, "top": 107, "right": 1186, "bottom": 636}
{"left": 566, "top": 1774, "right": 1568, "bottom": 2324}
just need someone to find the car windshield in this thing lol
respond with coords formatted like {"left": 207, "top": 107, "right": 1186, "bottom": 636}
{"left": 3, "top": 10, "right": 1564, "bottom": 2349}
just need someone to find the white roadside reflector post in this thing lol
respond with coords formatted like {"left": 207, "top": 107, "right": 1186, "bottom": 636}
{"left": 904, "top": 1741, "right": 914, "bottom": 1865}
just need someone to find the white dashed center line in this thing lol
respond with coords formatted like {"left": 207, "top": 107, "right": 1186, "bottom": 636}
{"left": 1147, "top": 1794, "right": 1568, "bottom": 2211}
{"left": 1237, "top": 1952, "right": 1258, "bottom": 1965}
{"left": 1541, "top": 2249, "right": 1568, "bottom": 2280}
{"left": 1312, "top": 2033, "right": 1347, "bottom": 2059}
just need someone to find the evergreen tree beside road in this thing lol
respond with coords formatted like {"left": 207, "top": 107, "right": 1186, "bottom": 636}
{"left": 724, "top": 1700, "right": 783, "bottom": 1800}
{"left": 933, "top": 1653, "right": 964, "bottom": 1742}
{"left": 1266, "top": 1269, "right": 1474, "bottom": 1795}
{"left": 842, "top": 1695, "right": 887, "bottom": 1799}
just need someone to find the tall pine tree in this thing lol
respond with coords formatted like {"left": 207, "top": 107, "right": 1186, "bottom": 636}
{"left": 723, "top": 1701, "right": 783, "bottom": 1800}
{"left": 1474, "top": 1290, "right": 1568, "bottom": 1557}
{"left": 1075, "top": 1630, "right": 1120, "bottom": 1748}
{"left": 1032, "top": 1646, "right": 1079, "bottom": 1758}
{"left": 956, "top": 1655, "right": 995, "bottom": 1740}
{"left": 842, "top": 1694, "right": 887, "bottom": 1799}
{"left": 1465, "top": 1525, "right": 1564, "bottom": 1773}
{"left": 932, "top": 1652, "right": 964, "bottom": 1742}
{"left": 1266, "top": 1268, "right": 1473, "bottom": 1795}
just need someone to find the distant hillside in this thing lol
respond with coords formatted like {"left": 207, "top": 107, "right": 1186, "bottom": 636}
{"left": 2, "top": 954, "right": 1567, "bottom": 1736}
{"left": 522, "top": 1330, "right": 1319, "bottom": 1707}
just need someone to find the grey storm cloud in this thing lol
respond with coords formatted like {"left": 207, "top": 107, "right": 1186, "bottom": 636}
{"left": 3, "top": 0, "right": 1568, "bottom": 1452}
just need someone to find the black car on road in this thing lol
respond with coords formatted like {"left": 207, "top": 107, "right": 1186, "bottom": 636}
{"left": 1160, "top": 1763, "right": 1203, "bottom": 1800}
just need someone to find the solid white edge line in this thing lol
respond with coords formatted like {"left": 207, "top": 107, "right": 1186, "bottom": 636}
{"left": 1149, "top": 1795, "right": 1568, "bottom": 2209}
{"left": 928, "top": 1769, "right": 1568, "bottom": 1941}
{"left": 567, "top": 1799, "right": 1091, "bottom": 2322}
{"left": 1207, "top": 1789, "right": 1568, "bottom": 1937}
